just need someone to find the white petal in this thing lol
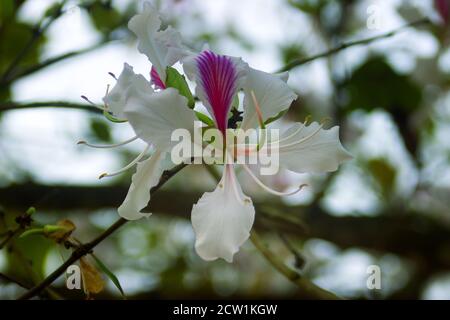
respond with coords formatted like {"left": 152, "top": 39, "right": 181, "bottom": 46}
{"left": 103, "top": 63, "right": 153, "bottom": 118}
{"left": 241, "top": 68, "right": 297, "bottom": 130}
{"left": 191, "top": 165, "right": 255, "bottom": 262}
{"left": 277, "top": 122, "right": 352, "bottom": 173}
{"left": 128, "top": 2, "right": 189, "bottom": 81}
{"left": 124, "top": 88, "right": 198, "bottom": 152}
{"left": 118, "top": 150, "right": 166, "bottom": 220}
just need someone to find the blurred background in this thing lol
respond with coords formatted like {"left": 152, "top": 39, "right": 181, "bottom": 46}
{"left": 1, "top": 0, "right": 450, "bottom": 300}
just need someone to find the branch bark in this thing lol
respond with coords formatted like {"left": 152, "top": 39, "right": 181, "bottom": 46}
{"left": 0, "top": 101, "right": 100, "bottom": 113}
{"left": 2, "top": 183, "right": 449, "bottom": 271}
{"left": 0, "top": 42, "right": 109, "bottom": 87}
{"left": 276, "top": 18, "right": 430, "bottom": 72}
{"left": 16, "top": 163, "right": 188, "bottom": 300}
{"left": 250, "top": 231, "right": 341, "bottom": 299}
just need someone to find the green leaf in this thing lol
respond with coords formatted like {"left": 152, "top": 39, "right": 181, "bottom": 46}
{"left": 342, "top": 57, "right": 422, "bottom": 113}
{"left": 86, "top": 2, "right": 121, "bottom": 34}
{"left": 288, "top": 0, "right": 327, "bottom": 14}
{"left": 91, "top": 254, "right": 126, "bottom": 299}
{"left": 0, "top": 22, "right": 47, "bottom": 74}
{"left": 165, "top": 67, "right": 195, "bottom": 108}
{"left": 367, "top": 158, "right": 397, "bottom": 199}
{"left": 44, "top": 3, "right": 62, "bottom": 18}
{"left": 195, "top": 111, "right": 215, "bottom": 127}
{"left": 90, "top": 119, "right": 111, "bottom": 142}
{"left": 0, "top": 0, "right": 14, "bottom": 20}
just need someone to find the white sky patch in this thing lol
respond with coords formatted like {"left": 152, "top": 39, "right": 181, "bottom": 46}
{"left": 0, "top": 109, "right": 120, "bottom": 183}
{"left": 323, "top": 165, "right": 380, "bottom": 216}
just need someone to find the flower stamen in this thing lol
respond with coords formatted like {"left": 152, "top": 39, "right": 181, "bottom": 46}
{"left": 277, "top": 123, "right": 325, "bottom": 150}
{"left": 242, "top": 164, "right": 307, "bottom": 196}
{"left": 98, "top": 145, "right": 150, "bottom": 179}
{"left": 77, "top": 136, "right": 138, "bottom": 149}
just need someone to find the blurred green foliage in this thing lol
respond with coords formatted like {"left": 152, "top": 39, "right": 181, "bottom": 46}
{"left": 342, "top": 57, "right": 422, "bottom": 113}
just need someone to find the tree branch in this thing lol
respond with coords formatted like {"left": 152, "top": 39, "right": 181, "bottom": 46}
{"left": 277, "top": 18, "right": 430, "bottom": 72}
{"left": 0, "top": 1, "right": 68, "bottom": 83}
{"left": 0, "top": 42, "right": 109, "bottom": 87}
{"left": 0, "top": 101, "right": 101, "bottom": 113}
{"left": 250, "top": 231, "right": 340, "bottom": 299}
{"left": 16, "top": 163, "right": 188, "bottom": 300}
{"left": 0, "top": 272, "right": 30, "bottom": 290}
{"left": 2, "top": 183, "right": 450, "bottom": 272}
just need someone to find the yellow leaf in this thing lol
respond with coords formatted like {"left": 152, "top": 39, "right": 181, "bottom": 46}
{"left": 80, "top": 257, "right": 104, "bottom": 295}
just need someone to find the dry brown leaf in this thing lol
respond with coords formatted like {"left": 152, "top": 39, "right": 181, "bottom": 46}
{"left": 80, "top": 257, "right": 104, "bottom": 295}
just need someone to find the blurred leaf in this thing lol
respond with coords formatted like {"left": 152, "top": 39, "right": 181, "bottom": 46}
{"left": 342, "top": 57, "right": 422, "bottom": 113}
{"left": 10, "top": 235, "right": 55, "bottom": 281}
{"left": 166, "top": 67, "right": 195, "bottom": 108}
{"left": 0, "top": 21, "right": 47, "bottom": 74}
{"left": 44, "top": 2, "right": 63, "bottom": 18}
{"left": 86, "top": 1, "right": 121, "bottom": 34}
{"left": 367, "top": 158, "right": 397, "bottom": 198}
{"left": 90, "top": 119, "right": 111, "bottom": 142}
{"left": 80, "top": 257, "right": 105, "bottom": 296}
{"left": 91, "top": 254, "right": 126, "bottom": 298}
{"left": 288, "top": 0, "right": 327, "bottom": 14}
{"left": 0, "top": 0, "right": 14, "bottom": 21}
{"left": 280, "top": 43, "right": 306, "bottom": 65}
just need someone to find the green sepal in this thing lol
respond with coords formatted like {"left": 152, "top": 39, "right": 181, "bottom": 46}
{"left": 165, "top": 67, "right": 195, "bottom": 108}
{"left": 195, "top": 111, "right": 215, "bottom": 127}
{"left": 103, "top": 110, "right": 127, "bottom": 123}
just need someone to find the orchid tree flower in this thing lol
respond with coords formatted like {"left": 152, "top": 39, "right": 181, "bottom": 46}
{"left": 80, "top": 2, "right": 351, "bottom": 263}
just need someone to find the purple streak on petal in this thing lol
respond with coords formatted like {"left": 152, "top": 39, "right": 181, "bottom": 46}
{"left": 151, "top": 66, "right": 166, "bottom": 90}
{"left": 196, "top": 50, "right": 238, "bottom": 133}
{"left": 435, "top": 0, "right": 450, "bottom": 24}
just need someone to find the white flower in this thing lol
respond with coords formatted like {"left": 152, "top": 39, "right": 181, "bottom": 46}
{"left": 81, "top": 2, "right": 351, "bottom": 262}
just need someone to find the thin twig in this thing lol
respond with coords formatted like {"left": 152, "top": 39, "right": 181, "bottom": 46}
{"left": 0, "top": 19, "right": 431, "bottom": 115}
{"left": 250, "top": 231, "right": 340, "bottom": 299}
{"left": 278, "top": 232, "right": 306, "bottom": 270}
{"left": 0, "top": 1, "right": 68, "bottom": 82}
{"left": 0, "top": 272, "right": 30, "bottom": 290}
{"left": 0, "top": 228, "right": 20, "bottom": 250}
{"left": 17, "top": 163, "right": 188, "bottom": 300}
{"left": 0, "top": 42, "right": 109, "bottom": 87}
{"left": 277, "top": 18, "right": 430, "bottom": 72}
{"left": 0, "top": 101, "right": 101, "bottom": 113}
{"left": 11, "top": 243, "right": 62, "bottom": 299}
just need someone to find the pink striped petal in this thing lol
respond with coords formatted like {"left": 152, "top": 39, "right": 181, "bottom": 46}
{"left": 151, "top": 66, "right": 166, "bottom": 90}
{"left": 196, "top": 51, "right": 239, "bottom": 133}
